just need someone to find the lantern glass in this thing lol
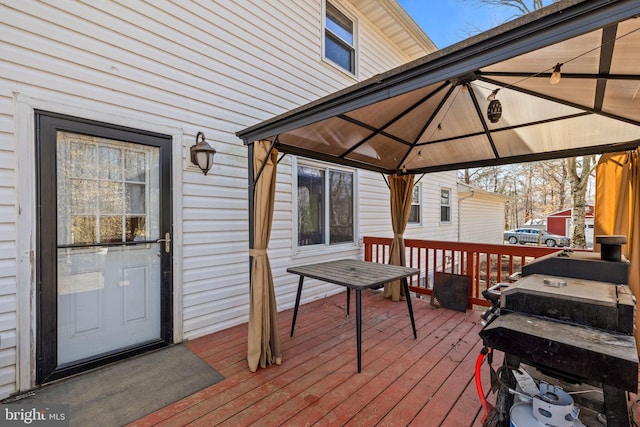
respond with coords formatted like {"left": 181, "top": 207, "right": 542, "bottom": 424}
{"left": 196, "top": 151, "right": 213, "bottom": 175}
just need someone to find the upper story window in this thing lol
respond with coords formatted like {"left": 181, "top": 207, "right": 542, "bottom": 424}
{"left": 324, "top": 2, "right": 356, "bottom": 74}
{"left": 408, "top": 184, "right": 421, "bottom": 224}
{"left": 440, "top": 188, "right": 451, "bottom": 222}
{"left": 297, "top": 163, "right": 355, "bottom": 247}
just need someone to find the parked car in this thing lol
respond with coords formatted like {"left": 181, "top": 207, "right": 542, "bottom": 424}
{"left": 503, "top": 228, "right": 570, "bottom": 247}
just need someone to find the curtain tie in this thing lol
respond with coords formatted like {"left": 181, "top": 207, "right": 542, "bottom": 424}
{"left": 394, "top": 233, "right": 404, "bottom": 239}
{"left": 249, "top": 249, "right": 267, "bottom": 257}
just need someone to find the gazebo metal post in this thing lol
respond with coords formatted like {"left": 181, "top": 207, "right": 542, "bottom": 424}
{"left": 248, "top": 141, "right": 255, "bottom": 281}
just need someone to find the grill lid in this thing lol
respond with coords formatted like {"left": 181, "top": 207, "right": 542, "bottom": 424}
{"left": 521, "top": 250, "right": 629, "bottom": 284}
{"left": 500, "top": 274, "right": 634, "bottom": 334}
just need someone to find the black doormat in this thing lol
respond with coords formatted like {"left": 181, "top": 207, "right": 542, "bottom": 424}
{"left": 4, "top": 344, "right": 224, "bottom": 426}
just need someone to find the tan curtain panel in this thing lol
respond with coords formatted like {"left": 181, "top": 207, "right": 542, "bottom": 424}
{"left": 247, "top": 141, "right": 282, "bottom": 371}
{"left": 384, "top": 174, "right": 415, "bottom": 302}
{"left": 594, "top": 149, "right": 639, "bottom": 352}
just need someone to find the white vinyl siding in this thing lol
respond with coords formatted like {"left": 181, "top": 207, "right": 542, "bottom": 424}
{"left": 358, "top": 170, "right": 459, "bottom": 242}
{"left": 0, "top": 0, "right": 436, "bottom": 398}
{"left": 0, "top": 77, "right": 18, "bottom": 398}
{"left": 459, "top": 197, "right": 506, "bottom": 244}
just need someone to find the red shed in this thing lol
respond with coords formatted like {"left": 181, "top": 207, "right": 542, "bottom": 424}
{"left": 546, "top": 205, "right": 595, "bottom": 245}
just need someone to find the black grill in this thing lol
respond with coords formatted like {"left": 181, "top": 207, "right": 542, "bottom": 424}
{"left": 479, "top": 236, "right": 638, "bottom": 426}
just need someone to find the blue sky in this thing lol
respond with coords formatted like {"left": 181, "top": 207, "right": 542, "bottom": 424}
{"left": 397, "top": 1, "right": 552, "bottom": 48}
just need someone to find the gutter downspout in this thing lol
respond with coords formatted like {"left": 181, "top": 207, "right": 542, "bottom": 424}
{"left": 458, "top": 190, "right": 475, "bottom": 242}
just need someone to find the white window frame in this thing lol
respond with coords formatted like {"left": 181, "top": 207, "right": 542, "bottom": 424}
{"left": 440, "top": 188, "right": 451, "bottom": 223}
{"left": 322, "top": 1, "right": 358, "bottom": 76}
{"left": 407, "top": 183, "right": 422, "bottom": 225}
{"left": 293, "top": 158, "right": 358, "bottom": 253}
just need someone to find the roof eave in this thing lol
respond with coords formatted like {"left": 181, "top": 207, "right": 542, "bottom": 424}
{"left": 236, "top": 0, "right": 640, "bottom": 145}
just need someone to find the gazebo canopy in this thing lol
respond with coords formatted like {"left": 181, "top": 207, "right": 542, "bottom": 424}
{"left": 237, "top": 0, "right": 640, "bottom": 174}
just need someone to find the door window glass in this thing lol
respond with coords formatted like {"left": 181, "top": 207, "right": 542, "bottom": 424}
{"left": 56, "top": 131, "right": 159, "bottom": 245}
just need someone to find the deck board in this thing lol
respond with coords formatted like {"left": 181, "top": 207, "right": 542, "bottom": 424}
{"left": 128, "top": 290, "right": 498, "bottom": 427}
{"left": 342, "top": 313, "right": 477, "bottom": 426}
{"left": 283, "top": 306, "right": 459, "bottom": 426}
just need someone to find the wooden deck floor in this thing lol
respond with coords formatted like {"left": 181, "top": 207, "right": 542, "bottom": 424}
{"left": 129, "top": 290, "right": 494, "bottom": 426}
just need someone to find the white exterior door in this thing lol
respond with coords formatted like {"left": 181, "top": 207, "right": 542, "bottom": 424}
{"left": 36, "top": 112, "right": 172, "bottom": 383}
{"left": 585, "top": 218, "right": 595, "bottom": 248}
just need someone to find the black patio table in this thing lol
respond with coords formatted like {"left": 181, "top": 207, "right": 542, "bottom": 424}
{"left": 287, "top": 259, "right": 420, "bottom": 372}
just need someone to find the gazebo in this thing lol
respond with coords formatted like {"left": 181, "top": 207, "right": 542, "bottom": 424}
{"left": 236, "top": 0, "right": 640, "bottom": 371}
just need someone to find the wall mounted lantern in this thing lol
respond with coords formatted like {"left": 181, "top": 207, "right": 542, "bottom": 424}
{"left": 190, "top": 132, "right": 216, "bottom": 175}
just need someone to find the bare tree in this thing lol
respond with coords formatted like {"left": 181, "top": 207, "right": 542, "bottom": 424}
{"left": 465, "top": 0, "right": 556, "bottom": 15}
{"left": 567, "top": 156, "right": 596, "bottom": 248}
{"left": 461, "top": 0, "right": 596, "bottom": 248}
{"left": 540, "top": 159, "right": 568, "bottom": 209}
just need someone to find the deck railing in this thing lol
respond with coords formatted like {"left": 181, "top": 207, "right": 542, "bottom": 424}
{"left": 363, "top": 236, "right": 574, "bottom": 307}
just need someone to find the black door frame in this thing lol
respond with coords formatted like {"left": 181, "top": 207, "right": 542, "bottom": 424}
{"left": 35, "top": 110, "right": 173, "bottom": 384}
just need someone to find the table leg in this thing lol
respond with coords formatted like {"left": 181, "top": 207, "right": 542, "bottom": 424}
{"left": 402, "top": 278, "right": 417, "bottom": 339}
{"left": 346, "top": 288, "right": 350, "bottom": 315}
{"left": 290, "top": 276, "right": 305, "bottom": 337}
{"left": 356, "top": 289, "right": 362, "bottom": 373}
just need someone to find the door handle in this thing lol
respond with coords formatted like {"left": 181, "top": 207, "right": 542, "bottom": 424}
{"left": 156, "top": 232, "right": 171, "bottom": 253}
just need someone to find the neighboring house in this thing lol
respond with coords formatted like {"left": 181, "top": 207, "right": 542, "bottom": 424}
{"left": 456, "top": 183, "right": 511, "bottom": 245}
{"left": 0, "top": 0, "right": 463, "bottom": 399}
{"left": 546, "top": 205, "right": 595, "bottom": 247}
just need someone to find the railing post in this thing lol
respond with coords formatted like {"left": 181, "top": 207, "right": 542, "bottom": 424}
{"left": 465, "top": 250, "right": 475, "bottom": 308}
{"left": 465, "top": 250, "right": 474, "bottom": 286}
{"left": 363, "top": 236, "right": 371, "bottom": 262}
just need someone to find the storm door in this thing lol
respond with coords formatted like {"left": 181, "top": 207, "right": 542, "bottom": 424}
{"left": 36, "top": 112, "right": 172, "bottom": 384}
